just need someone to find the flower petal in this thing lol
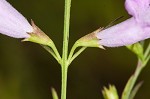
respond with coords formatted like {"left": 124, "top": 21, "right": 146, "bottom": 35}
{"left": 125, "top": 0, "right": 150, "bottom": 26}
{"left": 96, "top": 18, "right": 149, "bottom": 47}
{"left": 0, "top": 0, "right": 33, "bottom": 38}
{"left": 125, "top": 0, "right": 150, "bottom": 16}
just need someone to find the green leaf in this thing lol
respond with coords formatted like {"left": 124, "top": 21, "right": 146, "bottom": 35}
{"left": 122, "top": 60, "right": 145, "bottom": 99}
{"left": 121, "top": 76, "right": 134, "bottom": 99}
{"left": 126, "top": 43, "right": 144, "bottom": 61}
{"left": 51, "top": 87, "right": 59, "bottom": 99}
{"left": 129, "top": 81, "right": 143, "bottom": 99}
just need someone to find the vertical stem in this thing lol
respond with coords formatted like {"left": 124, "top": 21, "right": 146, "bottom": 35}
{"left": 61, "top": 65, "right": 68, "bottom": 99}
{"left": 61, "top": 0, "right": 71, "bottom": 99}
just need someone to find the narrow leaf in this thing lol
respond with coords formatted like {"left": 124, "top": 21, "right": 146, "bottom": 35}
{"left": 51, "top": 87, "right": 59, "bottom": 99}
{"left": 121, "top": 76, "right": 134, "bottom": 99}
{"left": 129, "top": 81, "right": 143, "bottom": 99}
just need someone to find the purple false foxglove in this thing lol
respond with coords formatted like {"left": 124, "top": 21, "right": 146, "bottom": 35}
{"left": 0, "top": 0, "right": 53, "bottom": 46}
{"left": 95, "top": 0, "right": 150, "bottom": 47}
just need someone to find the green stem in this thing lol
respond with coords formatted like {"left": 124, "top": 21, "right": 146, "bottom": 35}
{"left": 122, "top": 42, "right": 150, "bottom": 99}
{"left": 68, "top": 47, "right": 87, "bottom": 66}
{"left": 145, "top": 54, "right": 150, "bottom": 66}
{"left": 129, "top": 60, "right": 144, "bottom": 95}
{"left": 61, "top": 65, "right": 68, "bottom": 99}
{"left": 122, "top": 60, "right": 145, "bottom": 99}
{"left": 144, "top": 43, "right": 150, "bottom": 58}
{"left": 68, "top": 42, "right": 78, "bottom": 63}
{"left": 51, "top": 43, "right": 62, "bottom": 63}
{"left": 61, "top": 0, "right": 71, "bottom": 98}
{"left": 42, "top": 45, "right": 60, "bottom": 63}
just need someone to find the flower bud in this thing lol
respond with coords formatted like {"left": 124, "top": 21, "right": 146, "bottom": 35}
{"left": 102, "top": 85, "right": 119, "bottom": 99}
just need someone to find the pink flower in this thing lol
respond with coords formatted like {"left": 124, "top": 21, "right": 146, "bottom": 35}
{"left": 0, "top": 0, "right": 33, "bottom": 38}
{"left": 96, "top": 0, "right": 150, "bottom": 47}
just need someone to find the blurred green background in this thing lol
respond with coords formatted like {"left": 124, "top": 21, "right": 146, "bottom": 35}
{"left": 0, "top": 0, "right": 150, "bottom": 99}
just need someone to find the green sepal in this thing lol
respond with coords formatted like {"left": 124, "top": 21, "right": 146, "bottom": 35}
{"left": 76, "top": 28, "right": 104, "bottom": 49}
{"left": 22, "top": 20, "right": 61, "bottom": 63}
{"left": 22, "top": 20, "right": 53, "bottom": 47}
{"left": 126, "top": 43, "right": 144, "bottom": 61}
{"left": 129, "top": 81, "right": 143, "bottom": 99}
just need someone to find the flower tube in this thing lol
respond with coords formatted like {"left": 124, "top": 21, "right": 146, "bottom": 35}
{"left": 0, "top": 0, "right": 54, "bottom": 47}
{"left": 96, "top": 0, "right": 150, "bottom": 47}
{"left": 0, "top": 0, "right": 33, "bottom": 38}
